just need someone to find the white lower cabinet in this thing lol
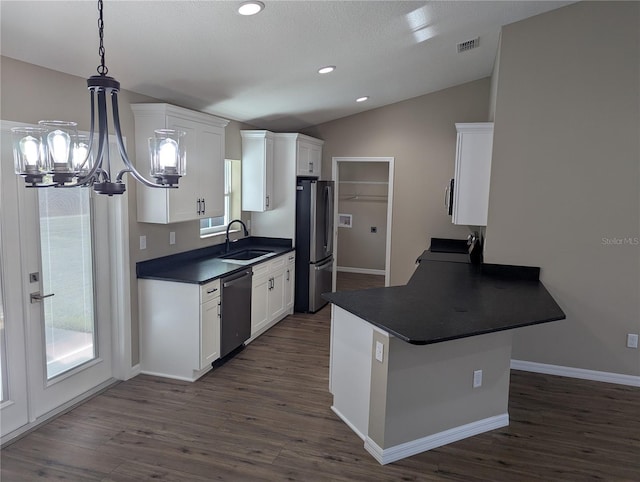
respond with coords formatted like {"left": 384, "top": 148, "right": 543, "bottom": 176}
{"left": 250, "top": 252, "right": 295, "bottom": 340}
{"left": 139, "top": 278, "right": 220, "bottom": 382}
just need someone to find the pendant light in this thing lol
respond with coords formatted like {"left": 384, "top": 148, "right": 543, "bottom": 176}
{"left": 11, "top": 0, "right": 186, "bottom": 196}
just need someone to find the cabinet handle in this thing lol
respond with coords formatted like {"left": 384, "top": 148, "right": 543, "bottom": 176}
{"left": 196, "top": 198, "right": 201, "bottom": 215}
{"left": 266, "top": 195, "right": 270, "bottom": 208}
{"left": 444, "top": 186, "right": 449, "bottom": 209}
{"left": 286, "top": 269, "right": 290, "bottom": 281}
{"left": 288, "top": 256, "right": 294, "bottom": 261}
{"left": 202, "top": 198, "right": 206, "bottom": 215}
{"left": 309, "top": 162, "right": 313, "bottom": 172}
{"left": 269, "top": 277, "right": 274, "bottom": 290}
{"left": 217, "top": 302, "right": 221, "bottom": 317}
{"left": 206, "top": 287, "right": 218, "bottom": 294}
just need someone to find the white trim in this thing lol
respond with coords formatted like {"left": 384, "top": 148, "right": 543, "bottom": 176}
{"left": 337, "top": 266, "right": 386, "bottom": 276}
{"left": 364, "top": 413, "right": 509, "bottom": 465}
{"left": 331, "top": 405, "right": 366, "bottom": 441}
{"left": 331, "top": 157, "right": 394, "bottom": 290}
{"left": 510, "top": 360, "right": 640, "bottom": 387}
{"left": 128, "top": 364, "right": 141, "bottom": 379}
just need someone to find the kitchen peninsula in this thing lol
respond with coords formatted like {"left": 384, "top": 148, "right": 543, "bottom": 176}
{"left": 323, "top": 249, "right": 565, "bottom": 465}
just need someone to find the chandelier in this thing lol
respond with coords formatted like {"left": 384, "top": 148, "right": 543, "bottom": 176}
{"left": 11, "top": 0, "right": 186, "bottom": 196}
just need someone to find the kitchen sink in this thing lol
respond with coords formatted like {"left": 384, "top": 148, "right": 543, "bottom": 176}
{"left": 219, "top": 249, "right": 274, "bottom": 261}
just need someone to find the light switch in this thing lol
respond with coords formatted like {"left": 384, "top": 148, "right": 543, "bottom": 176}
{"left": 139, "top": 235, "right": 147, "bottom": 250}
{"left": 169, "top": 231, "right": 176, "bottom": 245}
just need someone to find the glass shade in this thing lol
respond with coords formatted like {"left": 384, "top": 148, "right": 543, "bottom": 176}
{"left": 38, "top": 121, "right": 79, "bottom": 174}
{"left": 149, "top": 129, "right": 186, "bottom": 184}
{"left": 11, "top": 127, "right": 48, "bottom": 175}
{"left": 73, "top": 134, "right": 93, "bottom": 175}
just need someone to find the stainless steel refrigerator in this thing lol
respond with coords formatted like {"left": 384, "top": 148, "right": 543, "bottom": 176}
{"left": 295, "top": 179, "right": 334, "bottom": 313}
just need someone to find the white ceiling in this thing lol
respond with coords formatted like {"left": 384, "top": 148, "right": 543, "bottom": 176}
{"left": 1, "top": 1, "right": 572, "bottom": 131}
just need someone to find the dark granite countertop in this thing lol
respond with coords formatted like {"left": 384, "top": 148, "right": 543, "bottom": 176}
{"left": 136, "top": 237, "right": 294, "bottom": 285}
{"left": 323, "top": 249, "right": 565, "bottom": 345}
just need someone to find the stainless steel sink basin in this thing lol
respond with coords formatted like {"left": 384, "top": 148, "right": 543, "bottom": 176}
{"left": 219, "top": 249, "right": 273, "bottom": 261}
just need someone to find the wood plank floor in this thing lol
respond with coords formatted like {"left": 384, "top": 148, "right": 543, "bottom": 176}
{"left": 2, "top": 274, "right": 639, "bottom": 480}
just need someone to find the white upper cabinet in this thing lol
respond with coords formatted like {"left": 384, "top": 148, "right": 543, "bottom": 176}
{"left": 452, "top": 122, "right": 494, "bottom": 226}
{"left": 295, "top": 135, "right": 323, "bottom": 177}
{"left": 132, "top": 103, "right": 229, "bottom": 224}
{"left": 241, "top": 130, "right": 274, "bottom": 212}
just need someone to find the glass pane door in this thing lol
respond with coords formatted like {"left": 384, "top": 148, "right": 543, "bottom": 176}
{"left": 38, "top": 188, "right": 96, "bottom": 379}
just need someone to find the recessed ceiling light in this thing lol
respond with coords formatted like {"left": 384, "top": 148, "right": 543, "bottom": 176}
{"left": 318, "top": 65, "right": 336, "bottom": 74}
{"left": 238, "top": 1, "right": 264, "bottom": 16}
{"left": 356, "top": 96, "right": 369, "bottom": 103}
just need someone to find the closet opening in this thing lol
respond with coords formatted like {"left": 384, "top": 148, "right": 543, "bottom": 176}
{"left": 331, "top": 157, "right": 394, "bottom": 289}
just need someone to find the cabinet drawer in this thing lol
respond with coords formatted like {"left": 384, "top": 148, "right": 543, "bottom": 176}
{"left": 201, "top": 279, "right": 221, "bottom": 304}
{"left": 252, "top": 262, "right": 270, "bottom": 279}
{"left": 268, "top": 255, "right": 286, "bottom": 271}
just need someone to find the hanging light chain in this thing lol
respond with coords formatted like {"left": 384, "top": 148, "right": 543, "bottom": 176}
{"left": 97, "top": 0, "right": 108, "bottom": 75}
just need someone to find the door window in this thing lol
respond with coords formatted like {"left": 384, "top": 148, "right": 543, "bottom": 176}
{"left": 38, "top": 188, "right": 97, "bottom": 380}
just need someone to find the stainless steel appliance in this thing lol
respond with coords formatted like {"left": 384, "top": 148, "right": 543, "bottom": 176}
{"left": 220, "top": 268, "right": 252, "bottom": 358}
{"left": 295, "top": 179, "right": 334, "bottom": 313}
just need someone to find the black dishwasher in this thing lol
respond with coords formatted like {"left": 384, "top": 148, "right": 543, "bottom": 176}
{"left": 220, "top": 269, "right": 252, "bottom": 358}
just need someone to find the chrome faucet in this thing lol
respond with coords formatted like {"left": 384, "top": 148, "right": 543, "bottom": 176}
{"left": 225, "top": 219, "right": 249, "bottom": 252}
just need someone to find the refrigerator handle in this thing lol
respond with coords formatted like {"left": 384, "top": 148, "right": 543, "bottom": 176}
{"left": 324, "top": 185, "right": 333, "bottom": 252}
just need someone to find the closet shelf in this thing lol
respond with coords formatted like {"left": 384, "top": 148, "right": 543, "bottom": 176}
{"left": 339, "top": 194, "right": 388, "bottom": 202}
{"left": 339, "top": 180, "right": 389, "bottom": 185}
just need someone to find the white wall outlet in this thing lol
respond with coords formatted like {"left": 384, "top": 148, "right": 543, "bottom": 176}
{"left": 627, "top": 333, "right": 639, "bottom": 349}
{"left": 169, "top": 231, "right": 176, "bottom": 245}
{"left": 375, "top": 341, "right": 384, "bottom": 362}
{"left": 473, "top": 369, "right": 483, "bottom": 388}
{"left": 139, "top": 235, "right": 147, "bottom": 250}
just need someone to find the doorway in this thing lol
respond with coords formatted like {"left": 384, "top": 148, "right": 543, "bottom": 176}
{"left": 0, "top": 121, "right": 132, "bottom": 444}
{"left": 331, "top": 157, "right": 394, "bottom": 289}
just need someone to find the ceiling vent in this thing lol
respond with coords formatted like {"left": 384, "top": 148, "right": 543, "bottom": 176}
{"left": 457, "top": 37, "right": 479, "bottom": 53}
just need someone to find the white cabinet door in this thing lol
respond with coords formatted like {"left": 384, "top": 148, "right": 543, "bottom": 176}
{"left": 199, "top": 124, "right": 225, "bottom": 218}
{"left": 269, "top": 266, "right": 286, "bottom": 322}
{"left": 166, "top": 116, "right": 202, "bottom": 222}
{"left": 284, "top": 253, "right": 295, "bottom": 312}
{"left": 241, "top": 131, "right": 274, "bottom": 212}
{"left": 452, "top": 123, "right": 494, "bottom": 226}
{"left": 200, "top": 295, "right": 220, "bottom": 370}
{"left": 296, "top": 137, "right": 323, "bottom": 177}
{"left": 251, "top": 263, "right": 270, "bottom": 336}
{"left": 309, "top": 144, "right": 322, "bottom": 177}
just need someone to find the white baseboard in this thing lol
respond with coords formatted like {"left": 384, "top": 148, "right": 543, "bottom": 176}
{"left": 363, "top": 413, "right": 509, "bottom": 465}
{"left": 126, "top": 363, "right": 141, "bottom": 380}
{"left": 511, "top": 360, "right": 640, "bottom": 387}
{"left": 331, "top": 405, "right": 366, "bottom": 441}
{"left": 337, "top": 266, "right": 385, "bottom": 276}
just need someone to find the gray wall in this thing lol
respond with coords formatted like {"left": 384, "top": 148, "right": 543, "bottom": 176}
{"left": 306, "top": 79, "right": 490, "bottom": 285}
{"left": 485, "top": 1, "right": 640, "bottom": 376}
{"left": 1, "top": 56, "right": 254, "bottom": 366}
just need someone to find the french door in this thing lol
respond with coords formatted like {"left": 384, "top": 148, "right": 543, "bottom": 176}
{"left": 21, "top": 185, "right": 113, "bottom": 418}
{"left": 1, "top": 122, "right": 116, "bottom": 441}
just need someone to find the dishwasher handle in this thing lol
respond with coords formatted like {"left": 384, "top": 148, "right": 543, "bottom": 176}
{"left": 223, "top": 270, "right": 252, "bottom": 288}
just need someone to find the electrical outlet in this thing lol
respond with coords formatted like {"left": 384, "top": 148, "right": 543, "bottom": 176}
{"left": 169, "top": 231, "right": 176, "bottom": 245}
{"left": 473, "top": 369, "right": 483, "bottom": 388}
{"left": 627, "top": 334, "right": 639, "bottom": 349}
{"left": 375, "top": 341, "right": 384, "bottom": 362}
{"left": 139, "top": 235, "right": 147, "bottom": 250}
